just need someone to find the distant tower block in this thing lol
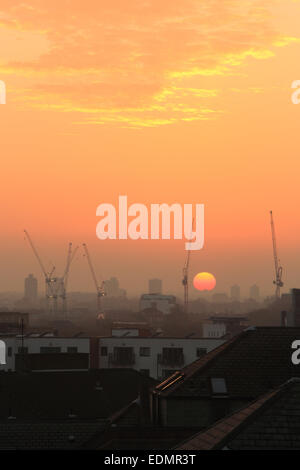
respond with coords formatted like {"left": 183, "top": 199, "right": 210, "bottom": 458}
{"left": 250, "top": 284, "right": 260, "bottom": 302}
{"left": 149, "top": 278, "right": 162, "bottom": 295}
{"left": 230, "top": 284, "right": 240, "bottom": 302}
{"left": 291, "top": 289, "right": 300, "bottom": 326}
{"left": 104, "top": 277, "right": 126, "bottom": 297}
{"left": 24, "top": 274, "right": 38, "bottom": 304}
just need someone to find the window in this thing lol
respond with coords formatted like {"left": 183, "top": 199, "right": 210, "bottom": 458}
{"left": 112, "top": 347, "right": 135, "bottom": 365}
{"left": 211, "top": 378, "right": 227, "bottom": 395}
{"left": 196, "top": 347, "right": 207, "bottom": 358}
{"left": 18, "top": 347, "right": 28, "bottom": 354}
{"left": 67, "top": 347, "right": 78, "bottom": 354}
{"left": 7, "top": 347, "right": 12, "bottom": 357}
{"left": 100, "top": 347, "right": 108, "bottom": 356}
{"left": 140, "top": 369, "right": 150, "bottom": 376}
{"left": 40, "top": 347, "right": 61, "bottom": 354}
{"left": 161, "top": 348, "right": 184, "bottom": 366}
{"left": 139, "top": 347, "right": 150, "bottom": 357}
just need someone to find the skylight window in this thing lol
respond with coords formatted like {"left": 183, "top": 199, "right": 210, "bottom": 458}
{"left": 211, "top": 377, "right": 227, "bottom": 394}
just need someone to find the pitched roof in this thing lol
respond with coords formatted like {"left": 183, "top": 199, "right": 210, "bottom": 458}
{"left": 0, "top": 369, "right": 156, "bottom": 420}
{"left": 154, "top": 327, "right": 300, "bottom": 399}
{"left": 0, "top": 420, "right": 106, "bottom": 450}
{"left": 176, "top": 378, "right": 300, "bottom": 450}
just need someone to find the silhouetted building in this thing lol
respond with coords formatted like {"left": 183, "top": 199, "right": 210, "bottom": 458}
{"left": 24, "top": 274, "right": 38, "bottom": 304}
{"left": 0, "top": 312, "right": 29, "bottom": 333}
{"left": 288, "top": 288, "right": 300, "bottom": 326}
{"left": 149, "top": 278, "right": 162, "bottom": 295}
{"left": 249, "top": 284, "right": 260, "bottom": 301}
{"left": 104, "top": 277, "right": 126, "bottom": 297}
{"left": 230, "top": 285, "right": 240, "bottom": 302}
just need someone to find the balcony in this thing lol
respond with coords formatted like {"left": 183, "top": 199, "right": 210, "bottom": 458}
{"left": 109, "top": 351, "right": 135, "bottom": 366}
{"left": 157, "top": 352, "right": 184, "bottom": 367}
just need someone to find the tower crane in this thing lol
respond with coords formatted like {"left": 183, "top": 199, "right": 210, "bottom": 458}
{"left": 270, "top": 211, "right": 283, "bottom": 299}
{"left": 24, "top": 230, "right": 58, "bottom": 313}
{"left": 182, "top": 218, "right": 194, "bottom": 314}
{"left": 82, "top": 243, "right": 106, "bottom": 315}
{"left": 182, "top": 249, "right": 191, "bottom": 314}
{"left": 61, "top": 243, "right": 78, "bottom": 316}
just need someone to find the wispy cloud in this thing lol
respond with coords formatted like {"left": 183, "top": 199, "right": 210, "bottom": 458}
{"left": 0, "top": 0, "right": 298, "bottom": 127}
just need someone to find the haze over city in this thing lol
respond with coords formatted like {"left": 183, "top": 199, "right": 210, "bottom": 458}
{"left": 1, "top": 0, "right": 300, "bottom": 296}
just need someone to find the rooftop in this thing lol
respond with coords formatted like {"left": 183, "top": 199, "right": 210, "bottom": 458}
{"left": 0, "top": 369, "right": 156, "bottom": 420}
{"left": 0, "top": 420, "right": 105, "bottom": 450}
{"left": 154, "top": 327, "right": 300, "bottom": 399}
{"left": 176, "top": 378, "right": 300, "bottom": 450}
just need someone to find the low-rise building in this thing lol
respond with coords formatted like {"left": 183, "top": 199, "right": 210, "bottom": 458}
{"left": 98, "top": 336, "right": 225, "bottom": 380}
{"left": 203, "top": 315, "right": 248, "bottom": 339}
{"left": 140, "top": 293, "right": 177, "bottom": 315}
{"left": 1, "top": 333, "right": 225, "bottom": 379}
{"left": 202, "top": 323, "right": 226, "bottom": 338}
{"left": 0, "top": 334, "right": 91, "bottom": 371}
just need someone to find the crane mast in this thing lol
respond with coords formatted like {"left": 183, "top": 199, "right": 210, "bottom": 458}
{"left": 24, "top": 230, "right": 57, "bottom": 313}
{"left": 270, "top": 211, "right": 283, "bottom": 299}
{"left": 61, "top": 243, "right": 78, "bottom": 316}
{"left": 24, "top": 230, "right": 77, "bottom": 315}
{"left": 182, "top": 218, "right": 194, "bottom": 314}
{"left": 182, "top": 249, "right": 191, "bottom": 314}
{"left": 24, "top": 230, "right": 48, "bottom": 277}
{"left": 82, "top": 243, "right": 105, "bottom": 314}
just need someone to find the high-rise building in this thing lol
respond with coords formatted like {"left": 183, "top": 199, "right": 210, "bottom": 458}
{"left": 148, "top": 278, "right": 162, "bottom": 295}
{"left": 230, "top": 284, "right": 240, "bottom": 301}
{"left": 249, "top": 284, "right": 260, "bottom": 302}
{"left": 24, "top": 274, "right": 38, "bottom": 304}
{"left": 104, "top": 277, "right": 126, "bottom": 297}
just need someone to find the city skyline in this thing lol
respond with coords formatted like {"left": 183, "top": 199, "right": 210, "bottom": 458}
{"left": 2, "top": 269, "right": 285, "bottom": 301}
{"left": 1, "top": 1, "right": 300, "bottom": 295}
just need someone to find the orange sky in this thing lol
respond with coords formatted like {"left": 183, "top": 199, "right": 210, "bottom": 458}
{"left": 0, "top": 0, "right": 300, "bottom": 298}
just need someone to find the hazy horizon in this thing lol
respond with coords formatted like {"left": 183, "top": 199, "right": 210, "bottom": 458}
{"left": 1, "top": 1, "right": 300, "bottom": 298}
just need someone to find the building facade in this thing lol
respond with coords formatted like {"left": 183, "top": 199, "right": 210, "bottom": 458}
{"left": 0, "top": 335, "right": 90, "bottom": 371}
{"left": 140, "top": 293, "right": 177, "bottom": 315}
{"left": 24, "top": 274, "right": 38, "bottom": 304}
{"left": 98, "top": 336, "right": 224, "bottom": 380}
{"left": 230, "top": 285, "right": 240, "bottom": 302}
{"left": 249, "top": 284, "right": 260, "bottom": 301}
